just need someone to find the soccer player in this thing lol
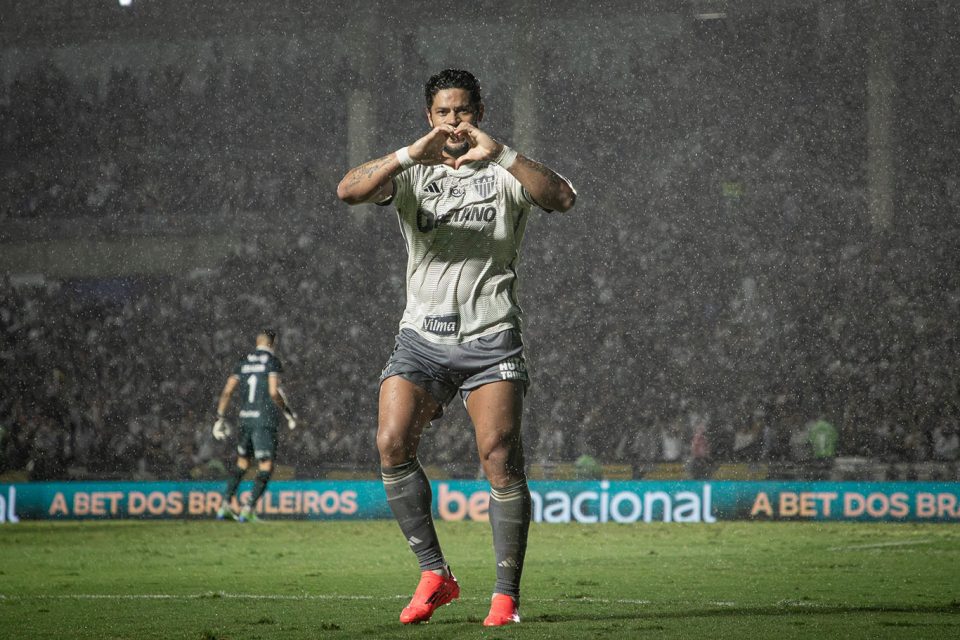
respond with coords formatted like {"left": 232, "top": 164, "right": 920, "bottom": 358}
{"left": 212, "top": 329, "right": 297, "bottom": 522}
{"left": 336, "top": 69, "right": 576, "bottom": 626}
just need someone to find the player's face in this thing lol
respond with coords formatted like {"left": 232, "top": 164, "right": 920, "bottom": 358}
{"left": 426, "top": 88, "right": 483, "bottom": 158}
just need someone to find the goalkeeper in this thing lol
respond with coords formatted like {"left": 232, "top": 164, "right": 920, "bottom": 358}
{"left": 211, "top": 329, "right": 297, "bottom": 522}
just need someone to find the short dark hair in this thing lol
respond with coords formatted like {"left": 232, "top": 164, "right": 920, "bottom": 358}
{"left": 424, "top": 69, "right": 482, "bottom": 109}
{"left": 259, "top": 329, "right": 277, "bottom": 344}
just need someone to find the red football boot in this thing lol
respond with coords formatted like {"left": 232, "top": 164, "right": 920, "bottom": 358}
{"left": 483, "top": 593, "right": 520, "bottom": 626}
{"left": 399, "top": 569, "right": 460, "bottom": 624}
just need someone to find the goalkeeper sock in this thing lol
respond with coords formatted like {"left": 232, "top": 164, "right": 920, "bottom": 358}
{"left": 382, "top": 459, "right": 445, "bottom": 572}
{"left": 489, "top": 479, "right": 531, "bottom": 599}
{"left": 249, "top": 469, "right": 272, "bottom": 507}
{"left": 223, "top": 465, "right": 245, "bottom": 503}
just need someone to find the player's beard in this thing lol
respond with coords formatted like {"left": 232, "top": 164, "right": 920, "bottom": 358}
{"left": 443, "top": 139, "right": 470, "bottom": 159}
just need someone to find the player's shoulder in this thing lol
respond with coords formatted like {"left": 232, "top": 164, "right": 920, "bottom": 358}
{"left": 239, "top": 348, "right": 278, "bottom": 368}
{"left": 265, "top": 351, "right": 283, "bottom": 371}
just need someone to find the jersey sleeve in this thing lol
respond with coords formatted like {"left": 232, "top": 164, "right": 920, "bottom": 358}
{"left": 499, "top": 166, "right": 538, "bottom": 211}
{"left": 389, "top": 166, "right": 418, "bottom": 212}
{"left": 268, "top": 355, "right": 283, "bottom": 376}
{"left": 373, "top": 166, "right": 419, "bottom": 210}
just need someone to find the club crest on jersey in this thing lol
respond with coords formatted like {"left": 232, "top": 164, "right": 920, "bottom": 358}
{"left": 422, "top": 314, "right": 459, "bottom": 336}
{"left": 473, "top": 175, "right": 495, "bottom": 198}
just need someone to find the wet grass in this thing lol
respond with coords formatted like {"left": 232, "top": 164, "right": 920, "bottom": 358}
{"left": 1, "top": 520, "right": 959, "bottom": 639}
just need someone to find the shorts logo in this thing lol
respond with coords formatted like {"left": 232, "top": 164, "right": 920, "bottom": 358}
{"left": 473, "top": 175, "right": 495, "bottom": 198}
{"left": 499, "top": 357, "right": 528, "bottom": 381}
{"left": 423, "top": 314, "right": 459, "bottom": 336}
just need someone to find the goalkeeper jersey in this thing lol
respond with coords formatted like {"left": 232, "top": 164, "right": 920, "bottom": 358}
{"left": 230, "top": 347, "right": 283, "bottom": 426}
{"left": 386, "top": 160, "right": 539, "bottom": 345}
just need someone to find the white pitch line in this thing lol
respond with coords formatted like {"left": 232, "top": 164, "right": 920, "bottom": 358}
{"left": 0, "top": 593, "right": 902, "bottom": 612}
{"left": 828, "top": 539, "right": 933, "bottom": 551}
{"left": 0, "top": 592, "right": 655, "bottom": 606}
{"left": 0, "top": 593, "right": 389, "bottom": 602}
{"left": 10, "top": 593, "right": 850, "bottom": 610}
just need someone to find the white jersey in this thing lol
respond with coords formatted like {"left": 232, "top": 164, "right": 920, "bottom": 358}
{"left": 386, "top": 160, "right": 539, "bottom": 345}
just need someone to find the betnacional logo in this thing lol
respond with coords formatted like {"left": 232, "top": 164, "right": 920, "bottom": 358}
{"left": 436, "top": 481, "right": 717, "bottom": 524}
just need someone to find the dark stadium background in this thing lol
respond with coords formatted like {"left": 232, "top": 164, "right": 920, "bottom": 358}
{"left": 1, "top": 0, "right": 957, "bottom": 483}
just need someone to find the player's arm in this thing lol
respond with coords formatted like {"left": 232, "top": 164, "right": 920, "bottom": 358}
{"left": 268, "top": 373, "right": 298, "bottom": 430}
{"left": 503, "top": 154, "right": 577, "bottom": 212}
{"left": 336, "top": 152, "right": 400, "bottom": 205}
{"left": 212, "top": 376, "right": 239, "bottom": 440}
{"left": 452, "top": 122, "right": 577, "bottom": 212}
{"left": 335, "top": 125, "right": 456, "bottom": 205}
{"left": 217, "top": 376, "right": 239, "bottom": 417}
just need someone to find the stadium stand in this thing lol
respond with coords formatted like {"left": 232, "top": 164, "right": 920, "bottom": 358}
{"left": 1, "top": 2, "right": 958, "bottom": 482}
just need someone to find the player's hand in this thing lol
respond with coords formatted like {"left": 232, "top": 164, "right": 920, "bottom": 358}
{"left": 451, "top": 122, "right": 499, "bottom": 168}
{"left": 212, "top": 417, "right": 231, "bottom": 441}
{"left": 408, "top": 125, "right": 457, "bottom": 166}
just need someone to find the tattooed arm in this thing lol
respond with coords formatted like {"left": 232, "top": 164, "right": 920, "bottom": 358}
{"left": 337, "top": 125, "right": 458, "bottom": 205}
{"left": 336, "top": 153, "right": 399, "bottom": 205}
{"left": 506, "top": 154, "right": 577, "bottom": 213}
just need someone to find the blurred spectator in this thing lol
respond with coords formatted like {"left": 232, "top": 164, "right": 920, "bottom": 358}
{"left": 686, "top": 419, "right": 714, "bottom": 480}
{"left": 932, "top": 417, "right": 959, "bottom": 462}
{"left": 807, "top": 418, "right": 838, "bottom": 460}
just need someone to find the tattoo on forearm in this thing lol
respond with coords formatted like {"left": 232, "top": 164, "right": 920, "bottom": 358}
{"left": 520, "top": 156, "right": 566, "bottom": 190}
{"left": 347, "top": 154, "right": 393, "bottom": 186}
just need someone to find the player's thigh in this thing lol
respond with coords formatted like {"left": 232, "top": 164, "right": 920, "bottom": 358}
{"left": 250, "top": 424, "right": 278, "bottom": 462}
{"left": 237, "top": 422, "right": 256, "bottom": 459}
{"left": 377, "top": 375, "right": 439, "bottom": 463}
{"left": 466, "top": 380, "right": 525, "bottom": 481}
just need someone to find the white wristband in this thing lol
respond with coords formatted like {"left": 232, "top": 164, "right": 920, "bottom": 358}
{"left": 395, "top": 146, "right": 415, "bottom": 170}
{"left": 494, "top": 144, "right": 518, "bottom": 169}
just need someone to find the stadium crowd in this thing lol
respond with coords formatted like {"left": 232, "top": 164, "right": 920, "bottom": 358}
{"left": 2, "top": 6, "right": 959, "bottom": 481}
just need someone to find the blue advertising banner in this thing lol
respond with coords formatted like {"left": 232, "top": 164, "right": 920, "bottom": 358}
{"left": 1, "top": 480, "right": 958, "bottom": 523}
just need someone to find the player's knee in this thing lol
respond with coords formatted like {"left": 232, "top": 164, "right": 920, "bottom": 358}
{"left": 477, "top": 429, "right": 520, "bottom": 461}
{"left": 376, "top": 427, "right": 416, "bottom": 464}
{"left": 479, "top": 442, "right": 525, "bottom": 484}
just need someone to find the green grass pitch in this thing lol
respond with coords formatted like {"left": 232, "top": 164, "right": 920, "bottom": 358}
{"left": 1, "top": 519, "right": 958, "bottom": 639}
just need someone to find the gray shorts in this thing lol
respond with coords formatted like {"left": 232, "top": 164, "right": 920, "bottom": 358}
{"left": 379, "top": 328, "right": 529, "bottom": 418}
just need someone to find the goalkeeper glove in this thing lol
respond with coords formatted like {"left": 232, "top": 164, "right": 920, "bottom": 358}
{"left": 212, "top": 415, "right": 231, "bottom": 441}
